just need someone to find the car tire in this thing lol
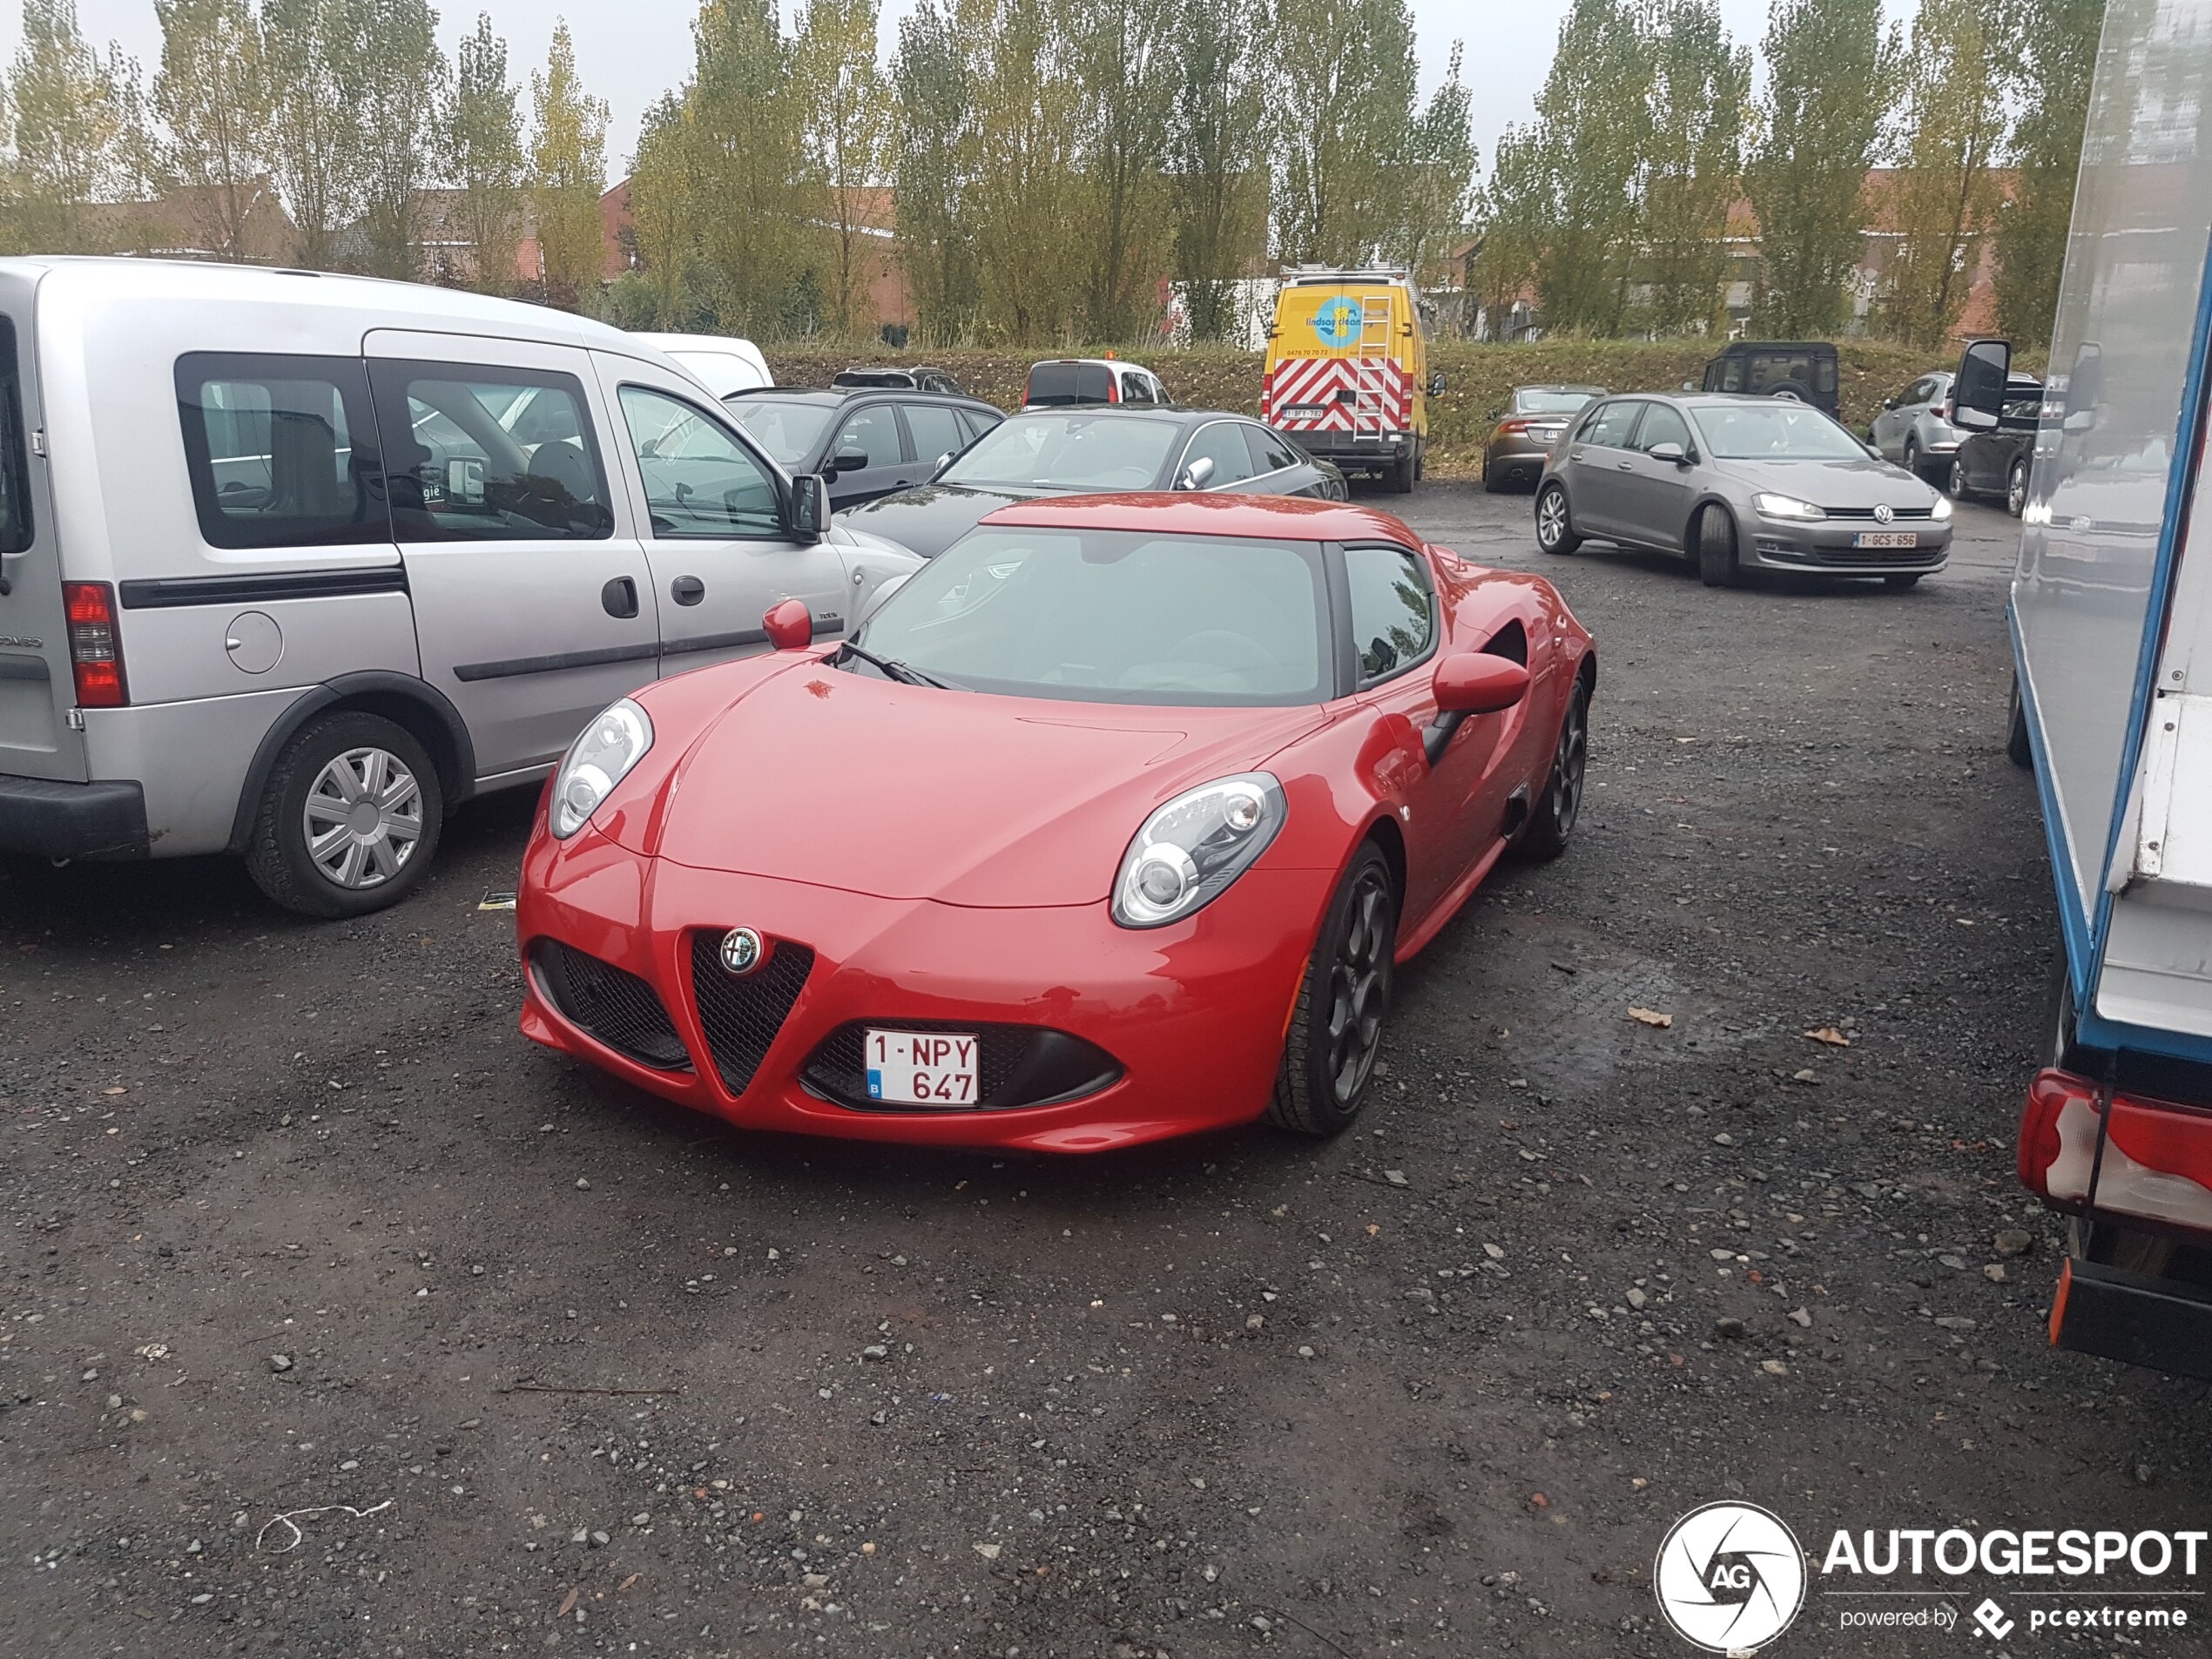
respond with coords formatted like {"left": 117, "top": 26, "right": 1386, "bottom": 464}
{"left": 244, "top": 711, "right": 444, "bottom": 919}
{"left": 1765, "top": 381, "right": 1811, "bottom": 403}
{"left": 1696, "top": 502, "right": 1743, "bottom": 587}
{"left": 1883, "top": 573, "right": 1922, "bottom": 590}
{"left": 1516, "top": 675, "right": 1589, "bottom": 862}
{"left": 2006, "top": 457, "right": 2028, "bottom": 518}
{"left": 1267, "top": 843, "right": 1397, "bottom": 1137}
{"left": 2007, "top": 672, "right": 2034, "bottom": 770}
{"left": 1482, "top": 454, "right": 1505, "bottom": 493}
{"left": 1947, "top": 456, "right": 1972, "bottom": 501}
{"left": 1903, "top": 435, "right": 1922, "bottom": 479}
{"left": 1387, "top": 448, "right": 1415, "bottom": 494}
{"left": 1534, "top": 482, "right": 1581, "bottom": 555}
{"left": 1414, "top": 442, "right": 1425, "bottom": 483}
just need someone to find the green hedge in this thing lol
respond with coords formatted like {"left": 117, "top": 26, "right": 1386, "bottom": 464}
{"left": 762, "top": 340, "right": 1949, "bottom": 475}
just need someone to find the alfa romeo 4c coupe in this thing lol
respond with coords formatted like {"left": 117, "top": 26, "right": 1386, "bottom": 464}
{"left": 516, "top": 494, "right": 1595, "bottom": 1153}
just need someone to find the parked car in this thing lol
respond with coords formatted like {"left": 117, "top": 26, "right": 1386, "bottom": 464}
{"left": 724, "top": 383, "right": 1005, "bottom": 511}
{"left": 1868, "top": 368, "right": 1964, "bottom": 481}
{"left": 1532, "top": 393, "right": 1952, "bottom": 588}
{"left": 1946, "top": 375, "right": 2045, "bottom": 516}
{"left": 1700, "top": 341, "right": 1841, "bottom": 417}
{"left": 839, "top": 408, "right": 1348, "bottom": 559}
{"left": 833, "top": 365, "right": 967, "bottom": 395}
{"left": 0, "top": 259, "right": 919, "bottom": 917}
{"left": 517, "top": 494, "right": 1595, "bottom": 1150}
{"left": 1022, "top": 358, "right": 1171, "bottom": 408}
{"left": 628, "top": 331, "right": 772, "bottom": 396}
{"left": 1482, "top": 384, "right": 1607, "bottom": 492}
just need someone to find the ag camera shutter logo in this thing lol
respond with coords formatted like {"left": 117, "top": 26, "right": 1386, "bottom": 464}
{"left": 1654, "top": 1501, "right": 1807, "bottom": 1653}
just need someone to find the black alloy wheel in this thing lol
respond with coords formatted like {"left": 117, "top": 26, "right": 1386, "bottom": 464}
{"left": 1268, "top": 845, "right": 1397, "bottom": 1136}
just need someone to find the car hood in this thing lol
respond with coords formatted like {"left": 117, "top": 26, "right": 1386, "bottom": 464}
{"left": 1716, "top": 455, "right": 1937, "bottom": 509}
{"left": 632, "top": 659, "right": 1326, "bottom": 907}
{"left": 837, "top": 482, "right": 1041, "bottom": 558}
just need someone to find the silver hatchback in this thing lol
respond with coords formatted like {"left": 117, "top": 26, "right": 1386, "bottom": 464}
{"left": 1532, "top": 395, "right": 1953, "bottom": 590}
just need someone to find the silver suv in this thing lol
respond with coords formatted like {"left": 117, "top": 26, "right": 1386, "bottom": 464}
{"left": 1868, "top": 370, "right": 1964, "bottom": 481}
{"left": 0, "top": 260, "right": 917, "bottom": 917}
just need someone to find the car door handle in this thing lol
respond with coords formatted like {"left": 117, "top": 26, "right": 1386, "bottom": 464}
{"left": 671, "top": 575, "right": 705, "bottom": 607}
{"left": 601, "top": 576, "right": 638, "bottom": 619}
{"left": 1616, "top": 460, "right": 1634, "bottom": 470}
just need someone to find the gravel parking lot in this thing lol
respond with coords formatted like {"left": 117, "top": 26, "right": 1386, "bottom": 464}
{"left": 4, "top": 485, "right": 2208, "bottom": 1659}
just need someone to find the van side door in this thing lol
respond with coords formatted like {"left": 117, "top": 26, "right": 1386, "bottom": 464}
{"left": 0, "top": 272, "right": 83, "bottom": 786}
{"left": 364, "top": 330, "right": 658, "bottom": 784}
{"left": 593, "top": 355, "right": 851, "bottom": 672}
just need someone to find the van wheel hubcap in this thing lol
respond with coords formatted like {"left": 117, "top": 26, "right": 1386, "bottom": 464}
{"left": 303, "top": 746, "right": 423, "bottom": 889}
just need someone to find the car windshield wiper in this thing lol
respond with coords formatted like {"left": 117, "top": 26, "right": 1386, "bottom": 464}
{"left": 835, "top": 641, "right": 960, "bottom": 691}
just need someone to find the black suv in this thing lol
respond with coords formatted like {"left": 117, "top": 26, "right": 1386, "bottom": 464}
{"left": 725, "top": 381, "right": 1005, "bottom": 509}
{"left": 1700, "top": 341, "right": 1841, "bottom": 416}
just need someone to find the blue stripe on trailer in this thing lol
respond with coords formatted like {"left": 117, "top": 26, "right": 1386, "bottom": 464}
{"left": 2010, "top": 601, "right": 2096, "bottom": 1007}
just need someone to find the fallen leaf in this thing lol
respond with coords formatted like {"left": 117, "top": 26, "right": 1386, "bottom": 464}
{"left": 1364, "top": 1224, "right": 1379, "bottom": 1237}
{"left": 1802, "top": 1027, "right": 1851, "bottom": 1047}
{"left": 556, "top": 1589, "right": 578, "bottom": 1618}
{"left": 617, "top": 1574, "right": 639, "bottom": 1592}
{"left": 1627, "top": 1008, "right": 1673, "bottom": 1028}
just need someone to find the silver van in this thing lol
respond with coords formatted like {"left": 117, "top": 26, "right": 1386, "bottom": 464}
{"left": 0, "top": 259, "right": 916, "bottom": 915}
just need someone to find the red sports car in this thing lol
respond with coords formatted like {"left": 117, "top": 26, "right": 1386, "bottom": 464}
{"left": 516, "top": 494, "right": 1595, "bottom": 1152}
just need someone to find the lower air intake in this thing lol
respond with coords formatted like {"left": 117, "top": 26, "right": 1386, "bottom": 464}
{"left": 689, "top": 933, "right": 815, "bottom": 1097}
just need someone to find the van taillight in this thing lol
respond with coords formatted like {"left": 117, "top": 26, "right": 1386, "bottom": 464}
{"left": 63, "top": 581, "right": 126, "bottom": 708}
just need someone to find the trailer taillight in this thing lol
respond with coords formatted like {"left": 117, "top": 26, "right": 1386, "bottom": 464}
{"left": 2016, "top": 1068, "right": 2080, "bottom": 1197}
{"left": 63, "top": 581, "right": 126, "bottom": 708}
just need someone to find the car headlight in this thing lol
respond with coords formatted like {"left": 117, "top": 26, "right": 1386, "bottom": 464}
{"left": 550, "top": 698, "right": 653, "bottom": 840}
{"left": 1932, "top": 495, "right": 1953, "bottom": 520}
{"left": 1111, "top": 772, "right": 1286, "bottom": 928}
{"left": 1752, "top": 492, "right": 1826, "bottom": 521}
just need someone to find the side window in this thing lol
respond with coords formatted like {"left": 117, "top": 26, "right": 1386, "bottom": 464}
{"left": 1633, "top": 403, "right": 1693, "bottom": 455}
{"left": 1345, "top": 543, "right": 1434, "bottom": 686}
{"left": 1177, "top": 421, "right": 1258, "bottom": 487}
{"left": 178, "top": 351, "right": 388, "bottom": 549}
{"left": 617, "top": 385, "right": 782, "bottom": 539}
{"left": 1720, "top": 359, "right": 1744, "bottom": 393}
{"left": 1583, "top": 401, "right": 1642, "bottom": 448}
{"left": 831, "top": 404, "right": 905, "bottom": 467}
{"left": 958, "top": 408, "right": 1003, "bottom": 443}
{"left": 1244, "top": 423, "right": 1304, "bottom": 475}
{"left": 368, "top": 361, "right": 611, "bottom": 542}
{"left": 903, "top": 402, "right": 966, "bottom": 467}
{"left": 0, "top": 318, "right": 30, "bottom": 554}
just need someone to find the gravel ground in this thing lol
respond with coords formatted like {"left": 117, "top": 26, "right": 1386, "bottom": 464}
{"left": 3, "top": 483, "right": 2208, "bottom": 1659}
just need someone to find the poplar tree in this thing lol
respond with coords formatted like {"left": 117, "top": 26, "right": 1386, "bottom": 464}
{"left": 1529, "top": 0, "right": 1649, "bottom": 334}
{"left": 152, "top": 0, "right": 271, "bottom": 261}
{"left": 529, "top": 19, "right": 609, "bottom": 310}
{"left": 6, "top": 0, "right": 145, "bottom": 253}
{"left": 1391, "top": 40, "right": 1477, "bottom": 280}
{"left": 1993, "top": 0, "right": 2101, "bottom": 344}
{"left": 1266, "top": 0, "right": 1420, "bottom": 267}
{"left": 445, "top": 12, "right": 525, "bottom": 294}
{"left": 626, "top": 92, "right": 703, "bottom": 327}
{"left": 686, "top": 0, "right": 813, "bottom": 334}
{"left": 1746, "top": 0, "right": 1892, "bottom": 335}
{"left": 1881, "top": 0, "right": 2007, "bottom": 347}
{"left": 261, "top": 0, "right": 364, "bottom": 270}
{"left": 889, "top": 0, "right": 979, "bottom": 341}
{"left": 797, "top": 0, "right": 893, "bottom": 336}
{"left": 349, "top": 0, "right": 447, "bottom": 279}
{"left": 1165, "top": 0, "right": 1266, "bottom": 341}
{"left": 1638, "top": 0, "right": 1750, "bottom": 335}
{"left": 1470, "top": 123, "right": 1547, "bottom": 339}
{"left": 1066, "top": 0, "right": 1174, "bottom": 341}
{"left": 968, "top": 0, "right": 1081, "bottom": 341}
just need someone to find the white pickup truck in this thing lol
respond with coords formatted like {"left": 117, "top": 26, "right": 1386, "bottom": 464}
{"left": 1969, "top": 0, "right": 2212, "bottom": 1380}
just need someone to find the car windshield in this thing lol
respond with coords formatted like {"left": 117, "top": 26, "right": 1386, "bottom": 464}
{"left": 941, "top": 414, "right": 1179, "bottom": 491}
{"left": 847, "top": 525, "right": 1328, "bottom": 705}
{"left": 1691, "top": 403, "right": 1869, "bottom": 460}
{"left": 726, "top": 397, "right": 835, "bottom": 466}
{"left": 1514, "top": 388, "right": 1598, "bottom": 415}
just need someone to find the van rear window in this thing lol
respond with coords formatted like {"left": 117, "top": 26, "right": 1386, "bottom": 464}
{"left": 1026, "top": 362, "right": 1114, "bottom": 407}
{"left": 177, "top": 354, "right": 389, "bottom": 550}
{"left": 0, "top": 317, "right": 30, "bottom": 554}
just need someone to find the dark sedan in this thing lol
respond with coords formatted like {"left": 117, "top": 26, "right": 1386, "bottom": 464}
{"left": 1533, "top": 394, "right": 1952, "bottom": 589}
{"left": 1483, "top": 384, "right": 1606, "bottom": 492}
{"left": 838, "top": 407, "right": 1347, "bottom": 557}
{"left": 725, "top": 384, "right": 1005, "bottom": 510}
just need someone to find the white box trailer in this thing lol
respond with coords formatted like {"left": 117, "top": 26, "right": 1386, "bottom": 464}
{"left": 1972, "top": 0, "right": 2212, "bottom": 1378}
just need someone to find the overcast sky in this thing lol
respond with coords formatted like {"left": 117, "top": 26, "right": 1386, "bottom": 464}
{"left": 7, "top": 0, "right": 1920, "bottom": 184}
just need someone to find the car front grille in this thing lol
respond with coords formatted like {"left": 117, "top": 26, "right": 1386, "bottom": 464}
{"left": 1822, "top": 505, "right": 1936, "bottom": 519}
{"left": 689, "top": 933, "right": 815, "bottom": 1097}
{"left": 530, "top": 941, "right": 691, "bottom": 1071}
{"left": 800, "top": 1021, "right": 1123, "bottom": 1113}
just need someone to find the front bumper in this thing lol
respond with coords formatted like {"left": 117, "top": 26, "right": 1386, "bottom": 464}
{"left": 0, "top": 773, "right": 148, "bottom": 860}
{"left": 1743, "top": 516, "right": 1952, "bottom": 577}
{"left": 516, "top": 820, "right": 1325, "bottom": 1152}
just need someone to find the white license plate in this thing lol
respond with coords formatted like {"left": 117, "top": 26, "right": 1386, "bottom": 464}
{"left": 1853, "top": 531, "right": 1919, "bottom": 549}
{"left": 865, "top": 1028, "right": 978, "bottom": 1106}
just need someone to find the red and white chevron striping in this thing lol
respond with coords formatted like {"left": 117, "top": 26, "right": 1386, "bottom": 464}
{"left": 1263, "top": 357, "right": 1412, "bottom": 431}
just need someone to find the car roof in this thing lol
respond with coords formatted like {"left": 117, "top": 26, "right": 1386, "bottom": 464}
{"left": 1516, "top": 383, "right": 1606, "bottom": 394}
{"left": 1030, "top": 358, "right": 1153, "bottom": 369}
{"left": 725, "top": 386, "right": 988, "bottom": 406}
{"left": 1002, "top": 405, "right": 1233, "bottom": 425}
{"left": 977, "top": 493, "right": 1417, "bottom": 544}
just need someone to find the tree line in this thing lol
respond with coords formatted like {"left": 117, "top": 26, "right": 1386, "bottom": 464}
{"left": 1476, "top": 0, "right": 2103, "bottom": 348}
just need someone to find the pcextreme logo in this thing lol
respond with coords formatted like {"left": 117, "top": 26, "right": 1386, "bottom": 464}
{"left": 1653, "top": 1501, "right": 1808, "bottom": 1653}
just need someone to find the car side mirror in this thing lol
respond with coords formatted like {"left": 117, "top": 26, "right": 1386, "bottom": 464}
{"left": 763, "top": 597, "right": 813, "bottom": 651}
{"left": 1422, "top": 653, "right": 1530, "bottom": 765}
{"left": 1428, "top": 372, "right": 1447, "bottom": 395}
{"left": 831, "top": 448, "right": 869, "bottom": 476}
{"left": 1177, "top": 455, "right": 1216, "bottom": 491}
{"left": 1952, "top": 337, "right": 2011, "bottom": 430}
{"left": 788, "top": 473, "right": 826, "bottom": 542}
{"left": 1647, "top": 441, "right": 1688, "bottom": 466}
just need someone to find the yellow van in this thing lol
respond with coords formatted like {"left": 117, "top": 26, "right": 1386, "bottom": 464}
{"left": 1262, "top": 266, "right": 1432, "bottom": 493}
